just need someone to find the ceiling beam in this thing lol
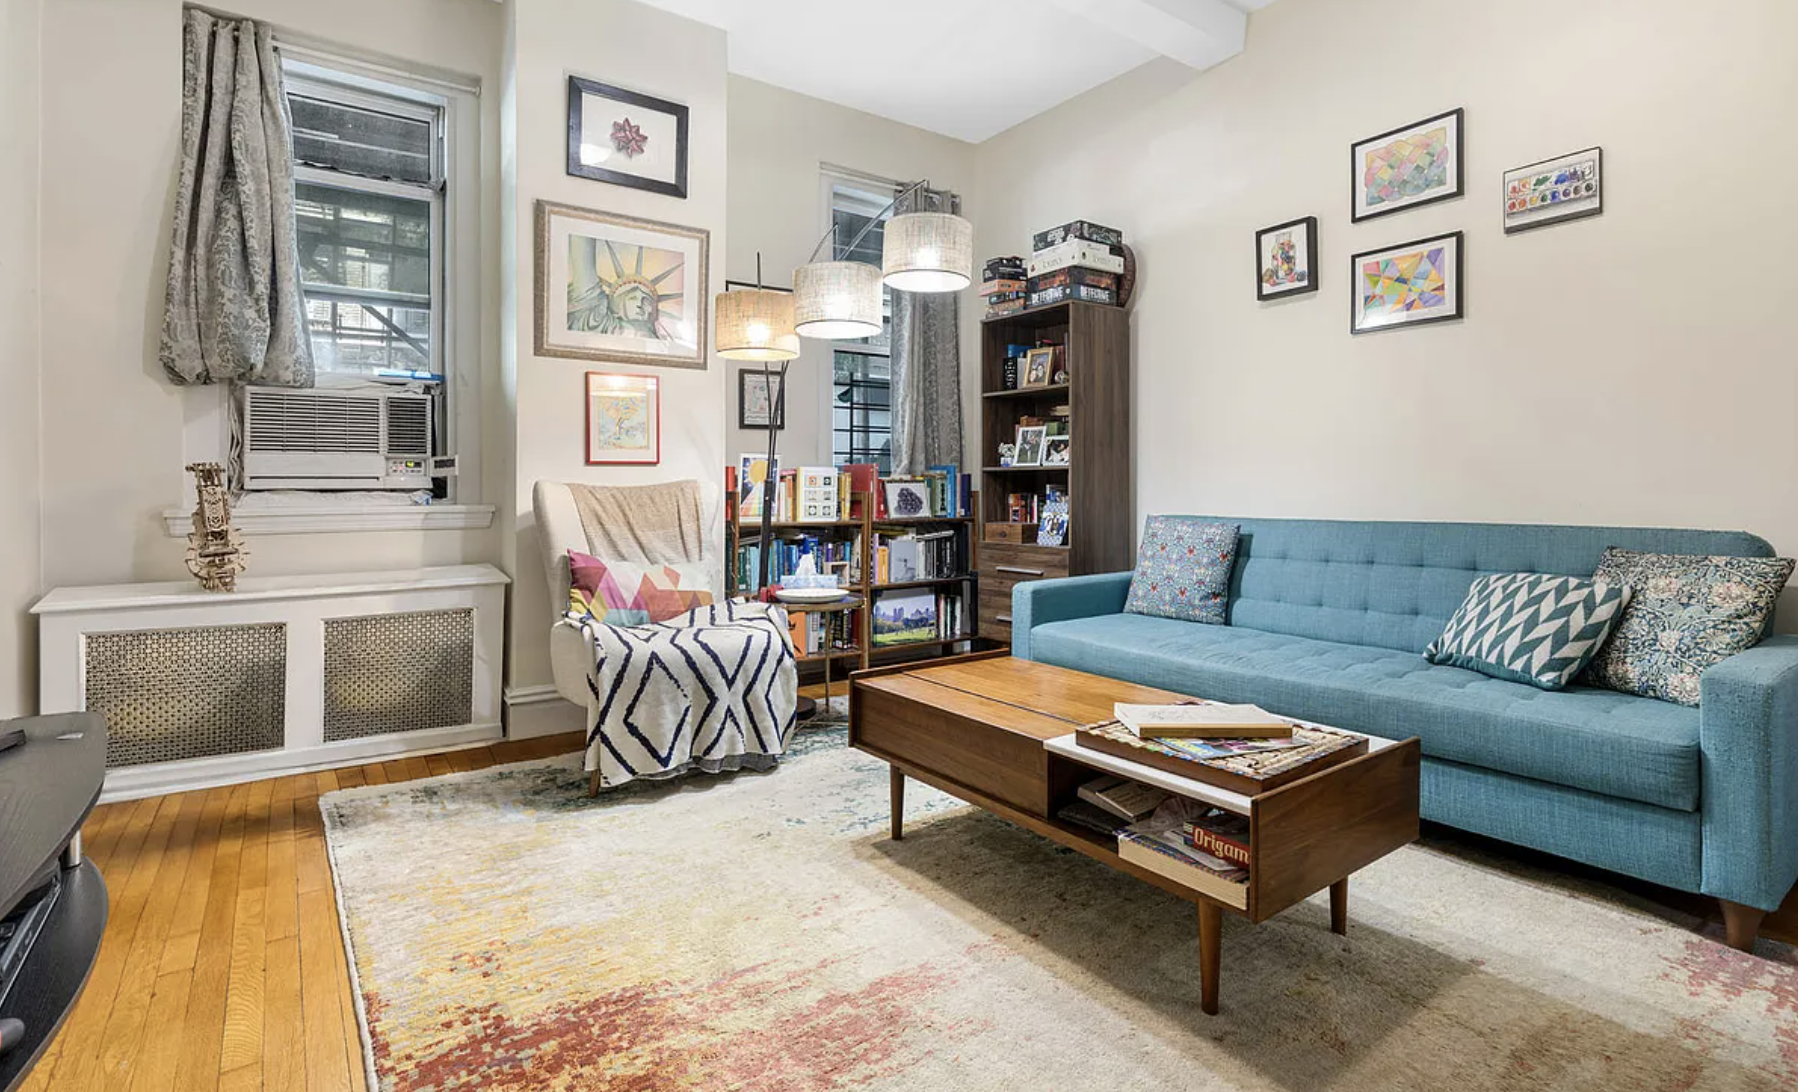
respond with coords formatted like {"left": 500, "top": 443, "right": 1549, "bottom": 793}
{"left": 1044, "top": 0, "right": 1247, "bottom": 70}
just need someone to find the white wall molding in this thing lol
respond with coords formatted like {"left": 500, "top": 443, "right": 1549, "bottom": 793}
{"left": 160, "top": 503, "right": 496, "bottom": 537}
{"left": 504, "top": 684, "right": 584, "bottom": 741}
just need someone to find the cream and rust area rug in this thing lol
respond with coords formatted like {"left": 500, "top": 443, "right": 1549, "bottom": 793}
{"left": 321, "top": 729, "right": 1798, "bottom": 1091}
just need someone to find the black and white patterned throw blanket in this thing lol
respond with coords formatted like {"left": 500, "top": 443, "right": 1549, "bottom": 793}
{"left": 568, "top": 599, "right": 799, "bottom": 789}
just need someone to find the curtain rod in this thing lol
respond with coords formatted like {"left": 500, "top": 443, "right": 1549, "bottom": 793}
{"left": 180, "top": 2, "right": 483, "bottom": 96}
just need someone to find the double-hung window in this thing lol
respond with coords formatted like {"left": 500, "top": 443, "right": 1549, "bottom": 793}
{"left": 825, "top": 176, "right": 894, "bottom": 473}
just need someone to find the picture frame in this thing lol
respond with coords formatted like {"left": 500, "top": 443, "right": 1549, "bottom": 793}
{"left": 872, "top": 590, "right": 939, "bottom": 648}
{"left": 566, "top": 75, "right": 689, "bottom": 199}
{"left": 1351, "top": 231, "right": 1464, "bottom": 335}
{"left": 1043, "top": 435, "right": 1071, "bottom": 466}
{"left": 1013, "top": 425, "right": 1047, "bottom": 467}
{"left": 534, "top": 200, "right": 709, "bottom": 369}
{"left": 1351, "top": 108, "right": 1464, "bottom": 222}
{"left": 585, "top": 372, "right": 660, "bottom": 465}
{"left": 883, "top": 479, "right": 931, "bottom": 519}
{"left": 1504, "top": 147, "right": 1603, "bottom": 234}
{"left": 737, "top": 369, "right": 785, "bottom": 429}
{"left": 1021, "top": 347, "right": 1055, "bottom": 389}
{"left": 1255, "top": 216, "right": 1318, "bottom": 301}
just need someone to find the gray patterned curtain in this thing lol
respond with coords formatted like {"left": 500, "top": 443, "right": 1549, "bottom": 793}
{"left": 158, "top": 9, "right": 312, "bottom": 388}
{"left": 888, "top": 184, "right": 963, "bottom": 474}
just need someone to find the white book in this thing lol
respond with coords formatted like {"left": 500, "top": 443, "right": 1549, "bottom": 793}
{"left": 1113, "top": 701, "right": 1293, "bottom": 740}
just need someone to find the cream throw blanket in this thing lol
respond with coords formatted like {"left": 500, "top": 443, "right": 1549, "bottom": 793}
{"left": 569, "top": 480, "right": 705, "bottom": 567}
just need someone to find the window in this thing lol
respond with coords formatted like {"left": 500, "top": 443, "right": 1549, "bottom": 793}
{"left": 826, "top": 177, "right": 893, "bottom": 471}
{"left": 285, "top": 70, "right": 444, "bottom": 378}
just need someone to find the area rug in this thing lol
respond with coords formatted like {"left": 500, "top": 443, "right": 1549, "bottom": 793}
{"left": 321, "top": 729, "right": 1798, "bottom": 1091}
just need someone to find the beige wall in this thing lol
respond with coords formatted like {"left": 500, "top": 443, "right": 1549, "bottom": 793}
{"left": 35, "top": 0, "right": 505, "bottom": 596}
{"left": 724, "top": 75, "right": 978, "bottom": 472}
{"left": 974, "top": 0, "right": 1798, "bottom": 577}
{"left": 501, "top": 0, "right": 729, "bottom": 695}
{"left": 0, "top": 0, "right": 42, "bottom": 717}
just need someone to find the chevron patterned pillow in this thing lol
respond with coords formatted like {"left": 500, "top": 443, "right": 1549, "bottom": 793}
{"left": 1425, "top": 573, "right": 1633, "bottom": 691}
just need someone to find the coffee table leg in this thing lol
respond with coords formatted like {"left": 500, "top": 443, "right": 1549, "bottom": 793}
{"left": 889, "top": 767, "right": 904, "bottom": 841}
{"left": 1330, "top": 878, "right": 1349, "bottom": 936}
{"left": 1198, "top": 899, "right": 1221, "bottom": 1015}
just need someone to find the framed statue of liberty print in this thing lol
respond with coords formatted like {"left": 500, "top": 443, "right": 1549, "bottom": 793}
{"left": 534, "top": 201, "right": 710, "bottom": 369}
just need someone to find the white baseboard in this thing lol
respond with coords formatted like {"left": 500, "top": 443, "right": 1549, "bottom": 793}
{"left": 100, "top": 722, "right": 505, "bottom": 803}
{"left": 504, "top": 684, "right": 584, "bottom": 741}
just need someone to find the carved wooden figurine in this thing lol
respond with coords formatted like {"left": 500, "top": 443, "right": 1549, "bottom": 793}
{"left": 185, "top": 462, "right": 248, "bottom": 591}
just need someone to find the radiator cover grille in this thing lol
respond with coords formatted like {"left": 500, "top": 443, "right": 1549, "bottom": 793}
{"left": 323, "top": 609, "right": 474, "bottom": 742}
{"left": 85, "top": 624, "right": 287, "bottom": 768}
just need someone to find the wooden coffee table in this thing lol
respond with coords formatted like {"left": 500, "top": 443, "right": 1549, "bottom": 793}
{"left": 849, "top": 652, "right": 1421, "bottom": 1015}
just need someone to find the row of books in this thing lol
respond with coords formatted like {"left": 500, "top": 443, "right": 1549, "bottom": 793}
{"left": 734, "top": 535, "right": 861, "bottom": 594}
{"left": 788, "top": 609, "right": 858, "bottom": 658}
{"left": 1057, "top": 776, "right": 1252, "bottom": 891}
{"left": 730, "top": 458, "right": 971, "bottom": 524}
{"left": 872, "top": 528, "right": 961, "bottom": 584}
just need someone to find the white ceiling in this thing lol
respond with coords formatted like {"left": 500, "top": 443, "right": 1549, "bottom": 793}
{"left": 633, "top": 0, "right": 1280, "bottom": 143}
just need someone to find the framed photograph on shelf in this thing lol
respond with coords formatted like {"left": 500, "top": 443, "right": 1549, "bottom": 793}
{"left": 566, "top": 75, "right": 689, "bottom": 198}
{"left": 1013, "top": 424, "right": 1047, "bottom": 467}
{"left": 1351, "top": 231, "right": 1463, "bottom": 335}
{"left": 883, "top": 478, "right": 931, "bottom": 519}
{"left": 1044, "top": 435, "right": 1071, "bottom": 466}
{"left": 737, "top": 369, "right": 785, "bottom": 429}
{"left": 1256, "top": 216, "right": 1318, "bottom": 301}
{"left": 1504, "top": 147, "right": 1602, "bottom": 234}
{"left": 872, "top": 590, "right": 938, "bottom": 647}
{"left": 1021, "top": 347, "right": 1055, "bottom": 388}
{"left": 585, "top": 372, "right": 660, "bottom": 465}
{"left": 1037, "top": 492, "right": 1070, "bottom": 547}
{"left": 534, "top": 200, "right": 709, "bottom": 368}
{"left": 1351, "top": 108, "right": 1464, "bottom": 222}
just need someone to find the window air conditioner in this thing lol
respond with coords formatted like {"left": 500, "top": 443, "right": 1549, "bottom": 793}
{"left": 242, "top": 386, "right": 434, "bottom": 491}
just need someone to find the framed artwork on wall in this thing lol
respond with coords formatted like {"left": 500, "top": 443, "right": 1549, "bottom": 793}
{"left": 566, "top": 75, "right": 689, "bottom": 198}
{"left": 1351, "top": 108, "right": 1464, "bottom": 222}
{"left": 738, "top": 369, "right": 786, "bottom": 429}
{"left": 1255, "top": 216, "right": 1318, "bottom": 301}
{"left": 585, "top": 372, "right": 660, "bottom": 465}
{"left": 534, "top": 201, "right": 709, "bottom": 368}
{"left": 1504, "top": 147, "right": 1603, "bottom": 234}
{"left": 1351, "top": 231, "right": 1463, "bottom": 335}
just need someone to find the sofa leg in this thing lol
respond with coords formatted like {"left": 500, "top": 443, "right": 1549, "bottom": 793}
{"left": 1720, "top": 900, "right": 1766, "bottom": 952}
{"left": 587, "top": 770, "right": 601, "bottom": 798}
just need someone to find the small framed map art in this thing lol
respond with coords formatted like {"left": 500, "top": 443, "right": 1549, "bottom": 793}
{"left": 1503, "top": 148, "right": 1602, "bottom": 234}
{"left": 586, "top": 372, "right": 660, "bottom": 465}
{"left": 566, "top": 76, "right": 689, "bottom": 198}
{"left": 1351, "top": 108, "right": 1464, "bottom": 222}
{"left": 1256, "top": 216, "right": 1317, "bottom": 301}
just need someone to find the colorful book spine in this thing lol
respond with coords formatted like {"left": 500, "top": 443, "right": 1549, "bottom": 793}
{"left": 1184, "top": 824, "right": 1250, "bottom": 868}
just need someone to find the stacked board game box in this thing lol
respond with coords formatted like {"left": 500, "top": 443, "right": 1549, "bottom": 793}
{"left": 981, "top": 255, "right": 1027, "bottom": 318}
{"left": 1026, "top": 221, "right": 1125, "bottom": 307}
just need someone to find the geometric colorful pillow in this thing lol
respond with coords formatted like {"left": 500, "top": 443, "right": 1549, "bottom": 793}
{"left": 1580, "top": 548, "right": 1794, "bottom": 706}
{"left": 567, "top": 550, "right": 714, "bottom": 626}
{"left": 1123, "top": 517, "right": 1240, "bottom": 625}
{"left": 1424, "top": 572, "right": 1632, "bottom": 691}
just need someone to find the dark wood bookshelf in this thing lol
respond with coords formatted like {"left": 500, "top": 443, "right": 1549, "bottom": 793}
{"left": 978, "top": 299, "right": 1132, "bottom": 642}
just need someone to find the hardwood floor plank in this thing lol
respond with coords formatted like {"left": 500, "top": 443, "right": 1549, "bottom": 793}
{"left": 126, "top": 971, "right": 193, "bottom": 1092}
{"left": 443, "top": 749, "right": 476, "bottom": 774}
{"left": 218, "top": 1064, "right": 262, "bottom": 1092}
{"left": 424, "top": 753, "right": 454, "bottom": 777}
{"left": 335, "top": 767, "right": 366, "bottom": 791}
{"left": 357, "top": 762, "right": 389, "bottom": 787}
{"left": 170, "top": 781, "right": 253, "bottom": 1092}
{"left": 298, "top": 888, "right": 352, "bottom": 1092}
{"left": 158, "top": 786, "right": 234, "bottom": 975}
{"left": 263, "top": 935, "right": 306, "bottom": 1092}
{"left": 401, "top": 756, "right": 432, "bottom": 782}
{"left": 294, "top": 781, "right": 328, "bottom": 898}
{"left": 264, "top": 774, "right": 300, "bottom": 944}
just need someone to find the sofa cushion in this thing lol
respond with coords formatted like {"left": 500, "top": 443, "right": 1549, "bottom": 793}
{"left": 1124, "top": 517, "right": 1239, "bottom": 625}
{"left": 1583, "top": 548, "right": 1795, "bottom": 706}
{"left": 1424, "top": 572, "right": 1631, "bottom": 690}
{"left": 1028, "top": 613, "right": 1700, "bottom": 811}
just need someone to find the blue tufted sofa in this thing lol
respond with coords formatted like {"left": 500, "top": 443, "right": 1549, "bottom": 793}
{"left": 1011, "top": 517, "right": 1796, "bottom": 949}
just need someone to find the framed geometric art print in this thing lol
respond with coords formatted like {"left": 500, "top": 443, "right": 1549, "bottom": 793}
{"left": 1255, "top": 216, "right": 1318, "bottom": 301}
{"left": 534, "top": 201, "right": 710, "bottom": 368}
{"left": 1504, "top": 147, "right": 1602, "bottom": 234}
{"left": 1351, "top": 108, "right": 1464, "bottom": 222}
{"left": 585, "top": 372, "right": 660, "bottom": 465}
{"left": 566, "top": 76, "right": 689, "bottom": 199}
{"left": 1351, "top": 231, "right": 1463, "bottom": 335}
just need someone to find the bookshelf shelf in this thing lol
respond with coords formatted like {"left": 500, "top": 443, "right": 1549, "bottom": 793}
{"left": 873, "top": 577, "right": 973, "bottom": 592}
{"left": 982, "top": 384, "right": 1070, "bottom": 400}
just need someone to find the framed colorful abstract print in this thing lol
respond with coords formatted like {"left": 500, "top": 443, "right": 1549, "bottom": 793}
{"left": 1504, "top": 147, "right": 1603, "bottom": 234}
{"left": 1351, "top": 108, "right": 1464, "bottom": 222}
{"left": 535, "top": 201, "right": 709, "bottom": 368}
{"left": 1351, "top": 231, "right": 1463, "bottom": 335}
{"left": 1255, "top": 216, "right": 1318, "bottom": 301}
{"left": 585, "top": 372, "right": 660, "bottom": 465}
{"left": 566, "top": 76, "right": 689, "bottom": 198}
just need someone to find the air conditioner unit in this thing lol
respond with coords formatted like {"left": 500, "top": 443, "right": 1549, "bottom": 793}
{"left": 242, "top": 386, "right": 434, "bottom": 490}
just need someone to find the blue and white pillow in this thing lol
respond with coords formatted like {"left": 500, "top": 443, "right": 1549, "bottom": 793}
{"left": 1425, "top": 573, "right": 1632, "bottom": 691}
{"left": 1123, "top": 517, "right": 1240, "bottom": 625}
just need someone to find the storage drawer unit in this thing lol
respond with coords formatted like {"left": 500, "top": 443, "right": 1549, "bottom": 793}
{"left": 977, "top": 543, "right": 1069, "bottom": 640}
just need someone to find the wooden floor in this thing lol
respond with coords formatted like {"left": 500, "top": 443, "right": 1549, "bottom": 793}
{"left": 24, "top": 698, "right": 1798, "bottom": 1092}
{"left": 22, "top": 731, "right": 588, "bottom": 1092}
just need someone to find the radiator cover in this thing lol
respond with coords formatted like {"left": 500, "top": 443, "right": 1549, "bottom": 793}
{"left": 85, "top": 624, "right": 288, "bottom": 768}
{"left": 323, "top": 609, "right": 475, "bottom": 742}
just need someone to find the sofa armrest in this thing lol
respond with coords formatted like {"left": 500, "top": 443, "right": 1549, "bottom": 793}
{"left": 1699, "top": 634, "right": 1798, "bottom": 911}
{"left": 1010, "top": 572, "right": 1132, "bottom": 661}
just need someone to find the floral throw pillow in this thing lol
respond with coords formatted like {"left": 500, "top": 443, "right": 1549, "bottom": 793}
{"left": 1123, "top": 517, "right": 1240, "bottom": 625}
{"left": 567, "top": 550, "right": 714, "bottom": 626}
{"left": 1581, "top": 548, "right": 1795, "bottom": 705}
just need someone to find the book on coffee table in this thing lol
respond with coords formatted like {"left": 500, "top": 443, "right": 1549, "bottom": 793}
{"left": 1113, "top": 701, "right": 1295, "bottom": 740}
{"left": 1074, "top": 719, "right": 1369, "bottom": 796}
